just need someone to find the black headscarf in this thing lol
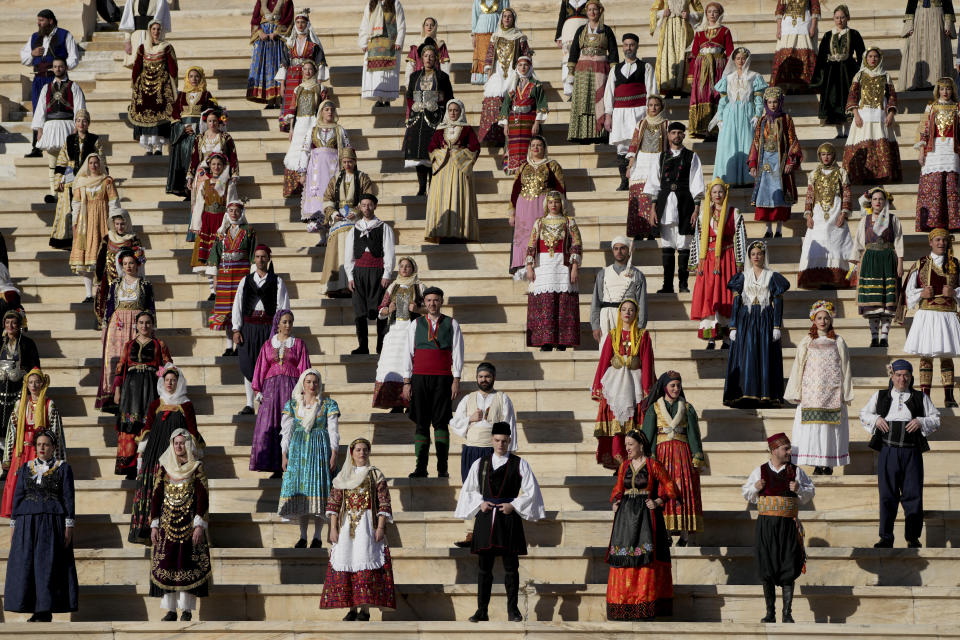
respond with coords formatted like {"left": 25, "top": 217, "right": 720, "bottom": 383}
{"left": 642, "top": 370, "right": 684, "bottom": 413}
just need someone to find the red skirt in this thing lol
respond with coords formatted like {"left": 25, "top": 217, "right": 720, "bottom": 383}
{"left": 1, "top": 442, "right": 36, "bottom": 518}
{"left": 656, "top": 439, "right": 703, "bottom": 532}
{"left": 319, "top": 548, "right": 397, "bottom": 610}
{"left": 596, "top": 434, "right": 627, "bottom": 471}
{"left": 372, "top": 381, "right": 408, "bottom": 409}
{"left": 115, "top": 432, "right": 137, "bottom": 475}
{"left": 478, "top": 96, "right": 505, "bottom": 146}
{"left": 691, "top": 244, "right": 736, "bottom": 321}
{"left": 505, "top": 111, "right": 537, "bottom": 173}
{"left": 754, "top": 206, "right": 791, "bottom": 222}
{"left": 191, "top": 210, "right": 225, "bottom": 268}
{"left": 281, "top": 66, "right": 304, "bottom": 126}
{"left": 626, "top": 182, "right": 655, "bottom": 238}
{"left": 606, "top": 562, "right": 673, "bottom": 620}
{"left": 526, "top": 291, "right": 580, "bottom": 347}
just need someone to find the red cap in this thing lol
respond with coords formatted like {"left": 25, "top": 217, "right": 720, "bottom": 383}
{"left": 254, "top": 244, "right": 271, "bottom": 256}
{"left": 767, "top": 432, "right": 790, "bottom": 450}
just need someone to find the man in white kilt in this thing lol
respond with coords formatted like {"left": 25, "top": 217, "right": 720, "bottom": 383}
{"left": 32, "top": 58, "right": 85, "bottom": 204}
{"left": 589, "top": 236, "right": 646, "bottom": 348}
{"left": 602, "top": 33, "right": 656, "bottom": 190}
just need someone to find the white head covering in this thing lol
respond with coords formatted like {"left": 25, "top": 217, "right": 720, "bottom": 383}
{"left": 217, "top": 199, "right": 248, "bottom": 235}
{"left": 143, "top": 19, "right": 170, "bottom": 55}
{"left": 157, "top": 364, "right": 189, "bottom": 406}
{"left": 695, "top": 1, "right": 725, "bottom": 31}
{"left": 504, "top": 55, "right": 538, "bottom": 94}
{"left": 710, "top": 47, "right": 758, "bottom": 131}
{"left": 157, "top": 428, "right": 202, "bottom": 482}
{"left": 291, "top": 368, "right": 324, "bottom": 432}
{"left": 611, "top": 235, "right": 632, "bottom": 254}
{"left": 860, "top": 187, "right": 892, "bottom": 236}
{"left": 332, "top": 438, "right": 381, "bottom": 490}
{"left": 493, "top": 8, "right": 524, "bottom": 41}
{"left": 437, "top": 98, "right": 468, "bottom": 129}
{"left": 853, "top": 47, "right": 887, "bottom": 83}
{"left": 287, "top": 9, "right": 322, "bottom": 47}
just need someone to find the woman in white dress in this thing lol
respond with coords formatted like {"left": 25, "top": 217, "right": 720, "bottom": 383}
{"left": 373, "top": 257, "right": 425, "bottom": 410}
{"left": 798, "top": 142, "right": 855, "bottom": 289}
{"left": 625, "top": 95, "right": 668, "bottom": 240}
{"left": 280, "top": 60, "right": 325, "bottom": 198}
{"left": 358, "top": 0, "right": 406, "bottom": 108}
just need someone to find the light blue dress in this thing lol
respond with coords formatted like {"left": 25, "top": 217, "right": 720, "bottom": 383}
{"left": 712, "top": 72, "right": 767, "bottom": 186}
{"left": 471, "top": 0, "right": 510, "bottom": 84}
{"left": 277, "top": 397, "right": 339, "bottom": 519}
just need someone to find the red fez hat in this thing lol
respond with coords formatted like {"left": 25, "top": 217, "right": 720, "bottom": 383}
{"left": 767, "top": 432, "right": 790, "bottom": 450}
{"left": 254, "top": 244, "right": 272, "bottom": 256}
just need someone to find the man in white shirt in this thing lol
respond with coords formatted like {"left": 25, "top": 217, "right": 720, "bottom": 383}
{"left": 859, "top": 359, "right": 940, "bottom": 549}
{"left": 589, "top": 235, "right": 647, "bottom": 347}
{"left": 450, "top": 362, "right": 518, "bottom": 547}
{"left": 31, "top": 58, "right": 86, "bottom": 203}
{"left": 230, "top": 244, "right": 291, "bottom": 414}
{"left": 454, "top": 422, "right": 545, "bottom": 623}
{"left": 643, "top": 122, "right": 704, "bottom": 294}
{"left": 345, "top": 193, "right": 396, "bottom": 355}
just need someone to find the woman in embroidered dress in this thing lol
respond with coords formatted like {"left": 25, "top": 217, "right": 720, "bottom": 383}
{"left": 282, "top": 60, "right": 328, "bottom": 199}
{"left": 472, "top": 0, "right": 509, "bottom": 85}
{"left": 688, "top": 2, "right": 733, "bottom": 138}
{"left": 897, "top": 0, "right": 956, "bottom": 92}
{"left": 279, "top": 9, "right": 329, "bottom": 121}
{"left": 811, "top": 6, "right": 864, "bottom": 137}
{"left": 711, "top": 48, "right": 766, "bottom": 186}
{"left": 70, "top": 154, "right": 119, "bottom": 303}
{"left": 403, "top": 41, "right": 455, "bottom": 196}
{"left": 749, "top": 87, "right": 802, "bottom": 238}
{"left": 3, "top": 430, "right": 77, "bottom": 622}
{"left": 250, "top": 310, "right": 311, "bottom": 475}
{"left": 500, "top": 56, "right": 548, "bottom": 175}
{"left": 112, "top": 311, "right": 171, "bottom": 478}
{"left": 320, "top": 437, "right": 396, "bottom": 620}
{"left": 689, "top": 178, "right": 746, "bottom": 348}
{"left": 247, "top": 0, "right": 294, "bottom": 107}
{"left": 425, "top": 99, "right": 481, "bottom": 243}
{"left": 149, "top": 430, "right": 211, "bottom": 621}
{"left": 2, "top": 370, "right": 65, "bottom": 518}
{"left": 723, "top": 241, "right": 790, "bottom": 408}
{"left": 566, "top": 0, "right": 618, "bottom": 144}
{"left": 649, "top": 0, "right": 701, "bottom": 96}
{"left": 207, "top": 199, "right": 257, "bottom": 334}
{"left": 373, "top": 257, "right": 425, "bottom": 410}
{"left": 592, "top": 299, "right": 656, "bottom": 470}
{"left": 799, "top": 142, "right": 855, "bottom": 289}
{"left": 129, "top": 366, "right": 204, "bottom": 544}
{"left": 526, "top": 192, "right": 582, "bottom": 350}
{"left": 509, "top": 137, "right": 565, "bottom": 276}
{"left": 785, "top": 300, "right": 853, "bottom": 476}
{"left": 478, "top": 9, "right": 530, "bottom": 147}
{"left": 626, "top": 96, "right": 668, "bottom": 240}
{"left": 94, "top": 210, "right": 142, "bottom": 330}
{"left": 849, "top": 187, "right": 903, "bottom": 347}
{"left": 406, "top": 17, "right": 451, "bottom": 79}
{"left": 186, "top": 108, "right": 240, "bottom": 207}
{"left": 127, "top": 20, "right": 177, "bottom": 155}
{"left": 359, "top": 0, "right": 407, "bottom": 108}
{"left": 843, "top": 47, "right": 902, "bottom": 185}
{"left": 604, "top": 429, "right": 677, "bottom": 621}
{"left": 641, "top": 372, "right": 703, "bottom": 546}
{"left": 97, "top": 249, "right": 154, "bottom": 413}
{"left": 51, "top": 110, "right": 105, "bottom": 251}
{"left": 771, "top": 0, "right": 819, "bottom": 92}
{"left": 189, "top": 155, "right": 236, "bottom": 301}
{"left": 166, "top": 66, "right": 217, "bottom": 198}
{"left": 279, "top": 368, "right": 339, "bottom": 548}
{"left": 0, "top": 312, "right": 40, "bottom": 455}
{"left": 916, "top": 77, "right": 960, "bottom": 232}
{"left": 302, "top": 101, "right": 351, "bottom": 223}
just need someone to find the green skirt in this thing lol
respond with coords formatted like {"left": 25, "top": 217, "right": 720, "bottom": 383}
{"left": 857, "top": 247, "right": 898, "bottom": 316}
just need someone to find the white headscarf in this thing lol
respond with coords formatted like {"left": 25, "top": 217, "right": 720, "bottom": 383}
{"left": 504, "top": 55, "right": 538, "bottom": 95}
{"left": 852, "top": 47, "right": 887, "bottom": 84}
{"left": 217, "top": 201, "right": 248, "bottom": 235}
{"left": 291, "top": 368, "right": 324, "bottom": 432}
{"left": 332, "top": 438, "right": 382, "bottom": 490}
{"left": 493, "top": 8, "right": 524, "bottom": 41}
{"left": 860, "top": 188, "right": 892, "bottom": 236}
{"left": 156, "top": 364, "right": 189, "bottom": 406}
{"left": 611, "top": 235, "right": 632, "bottom": 256}
{"left": 717, "top": 46, "right": 758, "bottom": 103}
{"left": 287, "top": 10, "right": 322, "bottom": 48}
{"left": 143, "top": 19, "right": 170, "bottom": 55}
{"left": 157, "top": 428, "right": 202, "bottom": 482}
{"left": 694, "top": 1, "right": 725, "bottom": 31}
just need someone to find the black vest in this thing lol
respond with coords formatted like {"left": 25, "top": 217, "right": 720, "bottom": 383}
{"left": 470, "top": 454, "right": 528, "bottom": 555}
{"left": 241, "top": 273, "right": 279, "bottom": 318}
{"left": 869, "top": 388, "right": 931, "bottom": 453}
{"left": 654, "top": 148, "right": 696, "bottom": 235}
{"left": 353, "top": 225, "right": 385, "bottom": 259}
{"left": 134, "top": 0, "right": 155, "bottom": 30}
{"left": 55, "top": 133, "right": 100, "bottom": 175}
{"left": 614, "top": 61, "right": 645, "bottom": 86}
{"left": 46, "top": 80, "right": 75, "bottom": 120}
{"left": 330, "top": 171, "right": 366, "bottom": 211}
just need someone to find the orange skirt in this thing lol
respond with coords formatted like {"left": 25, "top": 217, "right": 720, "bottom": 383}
{"left": 606, "top": 562, "right": 673, "bottom": 620}
{"left": 656, "top": 439, "right": 704, "bottom": 532}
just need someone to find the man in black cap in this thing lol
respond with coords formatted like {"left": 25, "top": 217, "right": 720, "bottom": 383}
{"left": 20, "top": 10, "right": 80, "bottom": 158}
{"left": 643, "top": 121, "right": 705, "bottom": 294}
{"left": 859, "top": 359, "right": 941, "bottom": 548}
{"left": 603, "top": 33, "right": 656, "bottom": 191}
{"left": 401, "top": 286, "right": 464, "bottom": 477}
{"left": 454, "top": 421, "right": 545, "bottom": 622}
{"left": 345, "top": 193, "right": 395, "bottom": 355}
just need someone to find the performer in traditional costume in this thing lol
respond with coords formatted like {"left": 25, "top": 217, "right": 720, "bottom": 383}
{"left": 859, "top": 359, "right": 940, "bottom": 548}
{"left": 712, "top": 48, "right": 766, "bottom": 186}
{"left": 626, "top": 95, "right": 668, "bottom": 240}
{"left": 902, "top": 228, "right": 960, "bottom": 405}
{"left": 526, "top": 192, "right": 582, "bottom": 350}
{"left": 50, "top": 109, "right": 104, "bottom": 248}
{"left": 166, "top": 67, "right": 217, "bottom": 198}
{"left": 250, "top": 310, "right": 312, "bottom": 474}
{"left": 207, "top": 198, "right": 257, "bottom": 333}
{"left": 897, "top": 0, "right": 956, "bottom": 92}
{"left": 724, "top": 241, "right": 790, "bottom": 408}
{"left": 94, "top": 211, "right": 142, "bottom": 330}
{"left": 31, "top": 58, "right": 85, "bottom": 204}
{"left": 771, "top": 0, "right": 820, "bottom": 91}
{"left": 2, "top": 369, "right": 66, "bottom": 518}
{"left": 247, "top": 0, "right": 294, "bottom": 106}
{"left": 149, "top": 430, "right": 211, "bottom": 621}
{"left": 302, "top": 101, "right": 351, "bottom": 224}
{"left": 455, "top": 422, "right": 545, "bottom": 622}
{"left": 318, "top": 149, "right": 374, "bottom": 290}
{"left": 119, "top": 0, "right": 171, "bottom": 68}
{"left": 400, "top": 288, "right": 464, "bottom": 478}
{"left": 406, "top": 17, "right": 451, "bottom": 78}
{"left": 811, "top": 6, "right": 864, "bottom": 136}
{"left": 850, "top": 187, "right": 904, "bottom": 347}
{"left": 689, "top": 177, "right": 746, "bottom": 347}
{"left": 320, "top": 438, "right": 397, "bottom": 619}
{"left": 500, "top": 57, "right": 548, "bottom": 176}
{"left": 278, "top": 368, "right": 339, "bottom": 548}
{"left": 843, "top": 48, "right": 902, "bottom": 185}
{"left": 749, "top": 87, "right": 802, "bottom": 238}
{"left": 478, "top": 9, "right": 530, "bottom": 147}
{"left": 345, "top": 194, "right": 396, "bottom": 355}
{"left": 185, "top": 107, "right": 239, "bottom": 208}
{"left": 472, "top": 0, "right": 509, "bottom": 85}
{"left": 508, "top": 137, "right": 564, "bottom": 275}
{"left": 279, "top": 9, "right": 329, "bottom": 121}
{"left": 786, "top": 300, "right": 853, "bottom": 476}
{"left": 189, "top": 154, "right": 237, "bottom": 296}
{"left": 373, "top": 257, "right": 425, "bottom": 410}
{"left": 403, "top": 40, "right": 455, "bottom": 196}
{"left": 556, "top": 0, "right": 589, "bottom": 93}
{"left": 644, "top": 122, "right": 705, "bottom": 293}
{"left": 590, "top": 236, "right": 646, "bottom": 346}
{"left": 799, "top": 142, "right": 855, "bottom": 289}
{"left": 0, "top": 312, "right": 40, "bottom": 460}
{"left": 603, "top": 34, "right": 655, "bottom": 190}
{"left": 70, "top": 154, "right": 120, "bottom": 302}
{"left": 359, "top": 0, "right": 406, "bottom": 107}
{"left": 3, "top": 430, "right": 77, "bottom": 622}
{"left": 605, "top": 429, "right": 677, "bottom": 621}
{"left": 281, "top": 60, "right": 327, "bottom": 198}
{"left": 592, "top": 299, "right": 656, "bottom": 470}
{"left": 0, "top": 269, "right": 24, "bottom": 332}
{"left": 566, "top": 0, "right": 618, "bottom": 144}
{"left": 129, "top": 365, "right": 204, "bottom": 545}
{"left": 127, "top": 20, "right": 177, "bottom": 155}
{"left": 742, "top": 432, "right": 814, "bottom": 623}
{"left": 112, "top": 312, "right": 171, "bottom": 478}
{"left": 688, "top": 3, "right": 733, "bottom": 137}
{"left": 649, "top": 0, "right": 701, "bottom": 96}
{"left": 450, "top": 364, "right": 518, "bottom": 548}
{"left": 916, "top": 78, "right": 960, "bottom": 232}
{"left": 425, "top": 100, "right": 481, "bottom": 243}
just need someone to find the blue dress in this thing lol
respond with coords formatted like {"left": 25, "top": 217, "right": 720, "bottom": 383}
{"left": 712, "top": 72, "right": 767, "bottom": 186}
{"left": 277, "top": 397, "right": 339, "bottom": 519}
{"left": 723, "top": 269, "right": 790, "bottom": 408}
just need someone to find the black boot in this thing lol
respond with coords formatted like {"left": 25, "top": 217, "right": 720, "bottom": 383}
{"left": 25, "top": 130, "right": 42, "bottom": 158}
{"left": 658, "top": 249, "right": 676, "bottom": 293}
{"left": 945, "top": 385, "right": 958, "bottom": 408}
{"left": 409, "top": 438, "right": 429, "bottom": 477}
{"left": 781, "top": 582, "right": 795, "bottom": 623}
{"left": 677, "top": 250, "right": 691, "bottom": 293}
{"left": 505, "top": 566, "right": 522, "bottom": 621}
{"left": 761, "top": 581, "right": 776, "bottom": 623}
{"left": 375, "top": 318, "right": 389, "bottom": 354}
{"left": 616, "top": 155, "right": 629, "bottom": 191}
{"left": 471, "top": 563, "right": 493, "bottom": 622}
{"left": 416, "top": 166, "right": 429, "bottom": 196}
{"left": 351, "top": 317, "right": 369, "bottom": 354}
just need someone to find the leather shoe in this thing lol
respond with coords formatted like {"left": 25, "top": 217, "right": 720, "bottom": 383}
{"left": 180, "top": 611, "right": 192, "bottom": 621}
{"left": 507, "top": 608, "right": 523, "bottom": 622}
{"left": 468, "top": 609, "right": 489, "bottom": 622}
{"left": 454, "top": 532, "right": 473, "bottom": 548}
{"left": 294, "top": 538, "right": 307, "bottom": 548}
{"left": 879, "top": 338, "right": 889, "bottom": 348}
{"left": 310, "top": 538, "right": 322, "bottom": 548}
{"left": 907, "top": 538, "right": 922, "bottom": 548}
{"left": 408, "top": 469, "right": 428, "bottom": 478}
{"left": 356, "top": 610, "right": 370, "bottom": 621}
{"left": 343, "top": 609, "right": 358, "bottom": 621}
{"left": 781, "top": 612, "right": 794, "bottom": 623}
{"left": 44, "top": 194, "right": 57, "bottom": 204}
{"left": 874, "top": 538, "right": 893, "bottom": 548}
{"left": 238, "top": 406, "right": 254, "bottom": 415}
{"left": 161, "top": 611, "right": 178, "bottom": 621}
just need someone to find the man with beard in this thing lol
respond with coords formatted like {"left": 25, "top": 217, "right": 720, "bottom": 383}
{"left": 31, "top": 58, "right": 86, "bottom": 204}
{"left": 449, "top": 362, "right": 518, "bottom": 547}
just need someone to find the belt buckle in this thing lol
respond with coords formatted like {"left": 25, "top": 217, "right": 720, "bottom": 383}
{"left": 670, "top": 184, "right": 677, "bottom": 191}
{"left": 762, "top": 164, "right": 772, "bottom": 172}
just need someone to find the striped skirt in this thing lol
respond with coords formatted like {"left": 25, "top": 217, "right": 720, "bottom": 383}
{"left": 247, "top": 23, "right": 285, "bottom": 103}
{"left": 856, "top": 247, "right": 899, "bottom": 316}
{"left": 505, "top": 111, "right": 537, "bottom": 174}
{"left": 208, "top": 258, "right": 248, "bottom": 330}
{"left": 655, "top": 439, "right": 703, "bottom": 533}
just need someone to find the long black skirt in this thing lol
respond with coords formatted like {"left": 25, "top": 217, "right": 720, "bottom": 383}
{"left": 166, "top": 117, "right": 200, "bottom": 196}
{"left": 402, "top": 112, "right": 442, "bottom": 162}
{"left": 755, "top": 514, "right": 804, "bottom": 585}
{"left": 118, "top": 369, "right": 159, "bottom": 435}
{"left": 607, "top": 494, "right": 671, "bottom": 568}
{"left": 4, "top": 513, "right": 78, "bottom": 613}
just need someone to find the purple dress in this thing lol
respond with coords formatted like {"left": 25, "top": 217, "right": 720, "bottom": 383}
{"left": 249, "top": 336, "right": 311, "bottom": 471}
